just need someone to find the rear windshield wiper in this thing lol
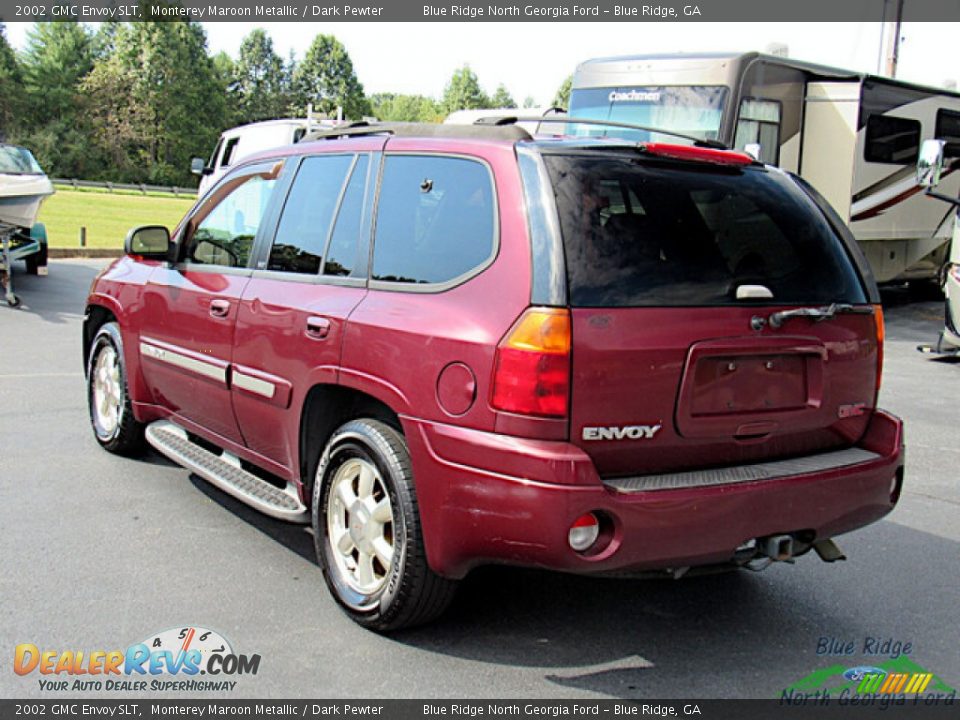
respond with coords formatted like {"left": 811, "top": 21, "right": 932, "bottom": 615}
{"left": 768, "top": 303, "right": 874, "bottom": 329}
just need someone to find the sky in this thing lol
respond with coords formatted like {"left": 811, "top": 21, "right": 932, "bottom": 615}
{"left": 4, "top": 21, "right": 959, "bottom": 105}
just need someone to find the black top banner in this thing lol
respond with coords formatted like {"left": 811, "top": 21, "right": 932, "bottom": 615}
{"left": 2, "top": 0, "right": 960, "bottom": 23}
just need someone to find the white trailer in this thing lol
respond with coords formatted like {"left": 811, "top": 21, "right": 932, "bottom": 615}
{"left": 569, "top": 52, "right": 960, "bottom": 282}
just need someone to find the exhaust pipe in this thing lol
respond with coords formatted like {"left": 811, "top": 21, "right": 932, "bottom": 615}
{"left": 760, "top": 534, "right": 794, "bottom": 562}
{"left": 813, "top": 538, "right": 846, "bottom": 563}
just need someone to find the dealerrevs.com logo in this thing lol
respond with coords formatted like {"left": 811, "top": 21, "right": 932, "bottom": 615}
{"left": 13, "top": 626, "right": 260, "bottom": 692}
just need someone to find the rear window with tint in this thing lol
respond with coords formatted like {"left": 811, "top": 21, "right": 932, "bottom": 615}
{"left": 542, "top": 154, "right": 866, "bottom": 307}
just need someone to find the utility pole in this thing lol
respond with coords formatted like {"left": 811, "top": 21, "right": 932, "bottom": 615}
{"left": 881, "top": 0, "right": 905, "bottom": 78}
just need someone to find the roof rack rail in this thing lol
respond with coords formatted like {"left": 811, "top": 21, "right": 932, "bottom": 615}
{"left": 302, "top": 122, "right": 390, "bottom": 141}
{"left": 474, "top": 115, "right": 727, "bottom": 149}
{"left": 303, "top": 122, "right": 531, "bottom": 143}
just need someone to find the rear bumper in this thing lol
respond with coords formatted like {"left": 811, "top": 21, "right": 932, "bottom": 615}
{"left": 404, "top": 410, "right": 904, "bottom": 579}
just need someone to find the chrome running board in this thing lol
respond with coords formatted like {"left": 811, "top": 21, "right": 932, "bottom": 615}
{"left": 146, "top": 420, "right": 308, "bottom": 523}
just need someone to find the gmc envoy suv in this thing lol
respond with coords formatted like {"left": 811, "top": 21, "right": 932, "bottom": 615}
{"left": 84, "top": 122, "right": 904, "bottom": 631}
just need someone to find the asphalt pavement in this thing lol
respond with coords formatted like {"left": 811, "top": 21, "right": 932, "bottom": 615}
{"left": 0, "top": 260, "right": 957, "bottom": 700}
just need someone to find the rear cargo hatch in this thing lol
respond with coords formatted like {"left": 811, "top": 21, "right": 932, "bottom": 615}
{"left": 541, "top": 148, "right": 879, "bottom": 477}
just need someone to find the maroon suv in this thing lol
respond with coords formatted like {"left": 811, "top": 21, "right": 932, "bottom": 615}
{"left": 84, "top": 123, "right": 904, "bottom": 631}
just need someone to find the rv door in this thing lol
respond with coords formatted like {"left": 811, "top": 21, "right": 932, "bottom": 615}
{"left": 799, "top": 82, "right": 860, "bottom": 222}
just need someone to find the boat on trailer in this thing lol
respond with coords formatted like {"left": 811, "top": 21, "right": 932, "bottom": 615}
{"left": 0, "top": 144, "right": 54, "bottom": 307}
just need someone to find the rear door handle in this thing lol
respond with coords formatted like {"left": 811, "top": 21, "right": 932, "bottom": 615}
{"left": 209, "top": 299, "right": 231, "bottom": 318}
{"left": 306, "top": 316, "right": 331, "bottom": 340}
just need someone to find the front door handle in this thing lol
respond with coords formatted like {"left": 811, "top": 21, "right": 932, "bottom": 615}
{"left": 306, "top": 316, "right": 331, "bottom": 340}
{"left": 209, "top": 299, "right": 231, "bottom": 318}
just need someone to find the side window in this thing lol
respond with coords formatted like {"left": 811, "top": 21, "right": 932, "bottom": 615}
{"left": 372, "top": 156, "right": 495, "bottom": 285}
{"left": 324, "top": 155, "right": 369, "bottom": 277}
{"left": 221, "top": 137, "right": 240, "bottom": 168}
{"left": 734, "top": 99, "right": 781, "bottom": 165}
{"left": 267, "top": 155, "right": 353, "bottom": 274}
{"left": 865, "top": 114, "right": 920, "bottom": 164}
{"left": 208, "top": 137, "right": 224, "bottom": 170}
{"left": 936, "top": 109, "right": 960, "bottom": 157}
{"left": 187, "top": 173, "right": 277, "bottom": 268}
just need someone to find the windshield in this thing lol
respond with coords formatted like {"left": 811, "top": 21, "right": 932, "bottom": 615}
{"left": 0, "top": 145, "right": 45, "bottom": 175}
{"left": 568, "top": 86, "right": 727, "bottom": 143}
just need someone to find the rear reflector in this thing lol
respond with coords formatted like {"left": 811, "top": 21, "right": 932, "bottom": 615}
{"left": 568, "top": 513, "right": 600, "bottom": 552}
{"left": 491, "top": 307, "right": 571, "bottom": 418}
{"left": 641, "top": 142, "right": 754, "bottom": 167}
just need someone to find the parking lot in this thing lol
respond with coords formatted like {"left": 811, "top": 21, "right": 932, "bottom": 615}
{"left": 1, "top": 260, "right": 957, "bottom": 699}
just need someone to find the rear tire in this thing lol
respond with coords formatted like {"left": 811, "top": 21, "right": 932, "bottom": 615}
{"left": 313, "top": 418, "right": 457, "bottom": 632}
{"left": 86, "top": 322, "right": 144, "bottom": 456}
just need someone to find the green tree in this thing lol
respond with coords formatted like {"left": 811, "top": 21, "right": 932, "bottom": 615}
{"left": 291, "top": 34, "right": 369, "bottom": 120}
{"left": 282, "top": 49, "right": 297, "bottom": 114}
{"left": 490, "top": 83, "right": 515, "bottom": 109}
{"left": 523, "top": 95, "right": 537, "bottom": 109}
{"left": 0, "top": 23, "right": 23, "bottom": 139}
{"left": 212, "top": 51, "right": 240, "bottom": 125}
{"left": 15, "top": 22, "right": 96, "bottom": 176}
{"left": 370, "top": 93, "right": 440, "bottom": 122}
{"left": 81, "top": 20, "right": 226, "bottom": 184}
{"left": 91, "top": 18, "right": 120, "bottom": 59}
{"left": 441, "top": 65, "right": 489, "bottom": 114}
{"left": 554, "top": 75, "right": 572, "bottom": 109}
{"left": 234, "top": 29, "right": 288, "bottom": 123}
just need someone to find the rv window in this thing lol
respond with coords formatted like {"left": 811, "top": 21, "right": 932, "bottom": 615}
{"left": 268, "top": 154, "right": 354, "bottom": 274}
{"left": 734, "top": 99, "right": 781, "bottom": 165}
{"left": 935, "top": 109, "right": 960, "bottom": 157}
{"left": 568, "top": 86, "right": 727, "bottom": 142}
{"left": 221, "top": 137, "right": 240, "bottom": 168}
{"left": 865, "top": 115, "right": 920, "bottom": 164}
{"left": 208, "top": 138, "right": 224, "bottom": 170}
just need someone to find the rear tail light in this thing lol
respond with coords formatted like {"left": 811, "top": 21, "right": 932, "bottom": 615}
{"left": 568, "top": 513, "right": 600, "bottom": 552}
{"left": 874, "top": 304, "right": 885, "bottom": 399}
{"left": 491, "top": 307, "right": 571, "bottom": 418}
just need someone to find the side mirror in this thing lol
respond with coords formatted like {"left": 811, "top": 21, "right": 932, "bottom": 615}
{"left": 190, "top": 157, "right": 212, "bottom": 176}
{"left": 124, "top": 225, "right": 171, "bottom": 260}
{"left": 917, "top": 139, "right": 946, "bottom": 188}
{"left": 744, "top": 143, "right": 762, "bottom": 161}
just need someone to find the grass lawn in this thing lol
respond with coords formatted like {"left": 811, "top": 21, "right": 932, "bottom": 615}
{"left": 37, "top": 189, "right": 196, "bottom": 248}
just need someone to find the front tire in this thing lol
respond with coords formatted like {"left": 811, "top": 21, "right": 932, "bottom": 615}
{"left": 86, "top": 322, "right": 144, "bottom": 456}
{"left": 313, "top": 418, "right": 457, "bottom": 632}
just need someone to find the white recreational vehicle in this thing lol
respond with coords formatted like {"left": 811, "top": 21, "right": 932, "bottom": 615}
{"left": 191, "top": 118, "right": 317, "bottom": 197}
{"left": 568, "top": 52, "right": 960, "bottom": 283}
{"left": 190, "top": 111, "right": 361, "bottom": 197}
{"left": 444, "top": 106, "right": 565, "bottom": 134}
